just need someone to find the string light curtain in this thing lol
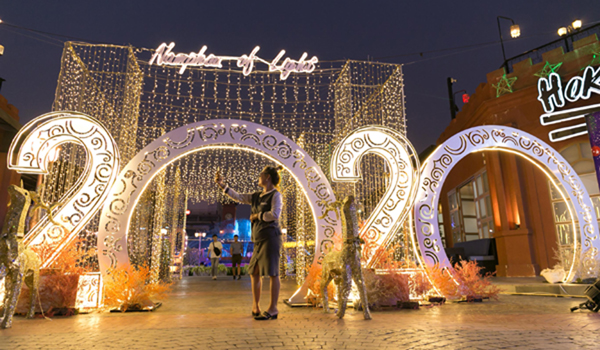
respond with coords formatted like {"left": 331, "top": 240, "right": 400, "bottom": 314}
{"left": 43, "top": 42, "right": 408, "bottom": 278}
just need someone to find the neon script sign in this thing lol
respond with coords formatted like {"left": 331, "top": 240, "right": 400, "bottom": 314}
{"left": 537, "top": 66, "right": 600, "bottom": 142}
{"left": 537, "top": 66, "right": 600, "bottom": 113}
{"left": 149, "top": 42, "right": 318, "bottom": 80}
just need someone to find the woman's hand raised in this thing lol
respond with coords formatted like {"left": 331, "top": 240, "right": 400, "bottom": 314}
{"left": 215, "top": 169, "right": 225, "bottom": 189}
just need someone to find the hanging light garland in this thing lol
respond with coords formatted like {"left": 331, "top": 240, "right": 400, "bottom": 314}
{"left": 41, "top": 42, "right": 408, "bottom": 281}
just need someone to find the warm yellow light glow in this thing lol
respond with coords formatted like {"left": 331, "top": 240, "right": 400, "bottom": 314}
{"left": 96, "top": 120, "right": 341, "bottom": 306}
{"left": 491, "top": 147, "right": 579, "bottom": 281}
{"left": 8, "top": 112, "right": 120, "bottom": 268}
{"left": 572, "top": 20, "right": 582, "bottom": 29}
{"left": 510, "top": 24, "right": 521, "bottom": 38}
{"left": 283, "top": 240, "right": 315, "bottom": 248}
{"left": 416, "top": 126, "right": 598, "bottom": 288}
{"left": 0, "top": 280, "right": 4, "bottom": 304}
{"left": 558, "top": 27, "right": 568, "bottom": 36}
{"left": 75, "top": 273, "right": 103, "bottom": 310}
{"left": 47, "top": 146, "right": 61, "bottom": 163}
{"left": 331, "top": 125, "right": 419, "bottom": 268}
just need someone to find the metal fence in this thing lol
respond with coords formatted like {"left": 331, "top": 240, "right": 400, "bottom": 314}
{"left": 504, "top": 23, "right": 600, "bottom": 73}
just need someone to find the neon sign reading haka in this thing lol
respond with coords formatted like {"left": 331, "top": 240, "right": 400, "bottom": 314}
{"left": 537, "top": 66, "right": 600, "bottom": 142}
{"left": 149, "top": 42, "right": 318, "bottom": 80}
{"left": 537, "top": 66, "right": 600, "bottom": 113}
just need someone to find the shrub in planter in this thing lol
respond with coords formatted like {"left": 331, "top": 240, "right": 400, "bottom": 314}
{"left": 227, "top": 266, "right": 248, "bottom": 275}
{"left": 181, "top": 266, "right": 193, "bottom": 276}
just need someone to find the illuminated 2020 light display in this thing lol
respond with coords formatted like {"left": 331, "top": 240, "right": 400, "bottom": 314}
{"left": 95, "top": 119, "right": 340, "bottom": 304}
{"left": 330, "top": 125, "right": 419, "bottom": 268}
{"left": 7, "top": 40, "right": 600, "bottom": 306}
{"left": 45, "top": 42, "right": 407, "bottom": 288}
{"left": 7, "top": 111, "right": 120, "bottom": 268}
{"left": 414, "top": 125, "right": 600, "bottom": 283}
{"left": 8, "top": 116, "right": 600, "bottom": 303}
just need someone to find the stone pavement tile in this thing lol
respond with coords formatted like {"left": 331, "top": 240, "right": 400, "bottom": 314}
{"left": 2, "top": 277, "right": 599, "bottom": 349}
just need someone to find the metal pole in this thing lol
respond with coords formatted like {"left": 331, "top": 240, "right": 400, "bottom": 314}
{"left": 447, "top": 77, "right": 456, "bottom": 120}
{"left": 497, "top": 17, "right": 508, "bottom": 72}
{"left": 497, "top": 16, "right": 515, "bottom": 73}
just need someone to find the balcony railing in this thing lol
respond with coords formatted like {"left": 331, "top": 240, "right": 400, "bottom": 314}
{"left": 503, "top": 23, "right": 600, "bottom": 73}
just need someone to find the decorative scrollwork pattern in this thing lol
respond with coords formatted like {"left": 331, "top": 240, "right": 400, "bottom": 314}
{"left": 8, "top": 111, "right": 120, "bottom": 268}
{"left": 414, "top": 125, "right": 599, "bottom": 283}
{"left": 330, "top": 125, "right": 420, "bottom": 267}
{"left": 74, "top": 272, "right": 103, "bottom": 309}
{"left": 97, "top": 120, "right": 341, "bottom": 303}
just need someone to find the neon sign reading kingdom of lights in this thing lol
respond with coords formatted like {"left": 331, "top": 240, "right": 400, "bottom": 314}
{"left": 149, "top": 42, "right": 318, "bottom": 80}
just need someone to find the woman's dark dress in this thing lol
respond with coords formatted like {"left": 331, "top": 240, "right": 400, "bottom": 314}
{"left": 247, "top": 190, "right": 282, "bottom": 277}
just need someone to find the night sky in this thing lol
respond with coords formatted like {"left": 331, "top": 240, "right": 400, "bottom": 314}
{"left": 1, "top": 1, "right": 598, "bottom": 152}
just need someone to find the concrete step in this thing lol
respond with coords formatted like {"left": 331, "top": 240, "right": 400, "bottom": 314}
{"left": 492, "top": 277, "right": 590, "bottom": 297}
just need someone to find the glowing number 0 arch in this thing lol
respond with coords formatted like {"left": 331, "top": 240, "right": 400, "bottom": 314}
{"left": 414, "top": 125, "right": 600, "bottom": 282}
{"left": 97, "top": 120, "right": 341, "bottom": 302}
{"left": 8, "top": 111, "right": 120, "bottom": 267}
{"left": 331, "top": 126, "right": 420, "bottom": 267}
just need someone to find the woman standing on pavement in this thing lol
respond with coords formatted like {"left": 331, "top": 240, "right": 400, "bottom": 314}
{"left": 215, "top": 165, "right": 283, "bottom": 320}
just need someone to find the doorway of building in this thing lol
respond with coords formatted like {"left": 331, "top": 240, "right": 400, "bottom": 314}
{"left": 448, "top": 170, "right": 495, "bottom": 244}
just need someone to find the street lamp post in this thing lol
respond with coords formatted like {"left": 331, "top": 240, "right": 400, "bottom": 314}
{"left": 558, "top": 19, "right": 583, "bottom": 52}
{"left": 497, "top": 16, "right": 521, "bottom": 72}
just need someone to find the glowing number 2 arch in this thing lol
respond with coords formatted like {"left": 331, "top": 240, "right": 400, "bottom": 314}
{"left": 8, "top": 111, "right": 120, "bottom": 267}
{"left": 331, "top": 126, "right": 420, "bottom": 267}
{"left": 414, "top": 125, "right": 600, "bottom": 283}
{"left": 97, "top": 120, "right": 341, "bottom": 302}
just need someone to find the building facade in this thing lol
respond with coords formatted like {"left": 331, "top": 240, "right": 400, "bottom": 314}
{"left": 0, "top": 94, "right": 22, "bottom": 228}
{"left": 437, "top": 34, "right": 600, "bottom": 277}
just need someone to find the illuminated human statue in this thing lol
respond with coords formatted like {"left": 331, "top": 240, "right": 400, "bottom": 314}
{"left": 321, "top": 196, "right": 371, "bottom": 320}
{"left": 0, "top": 185, "right": 41, "bottom": 329}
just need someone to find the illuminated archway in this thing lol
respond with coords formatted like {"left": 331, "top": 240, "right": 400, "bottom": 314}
{"left": 97, "top": 120, "right": 341, "bottom": 302}
{"left": 414, "top": 126, "right": 600, "bottom": 283}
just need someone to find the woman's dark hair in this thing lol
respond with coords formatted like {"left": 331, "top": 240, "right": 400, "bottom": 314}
{"left": 263, "top": 165, "right": 284, "bottom": 186}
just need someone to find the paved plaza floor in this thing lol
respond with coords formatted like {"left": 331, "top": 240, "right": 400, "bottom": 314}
{"left": 1, "top": 276, "right": 600, "bottom": 349}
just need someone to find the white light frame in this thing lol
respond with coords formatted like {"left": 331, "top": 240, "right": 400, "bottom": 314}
{"left": 330, "top": 125, "right": 420, "bottom": 267}
{"left": 8, "top": 111, "right": 120, "bottom": 267}
{"left": 75, "top": 272, "right": 103, "bottom": 310}
{"left": 414, "top": 125, "right": 599, "bottom": 283}
{"left": 97, "top": 120, "right": 340, "bottom": 304}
